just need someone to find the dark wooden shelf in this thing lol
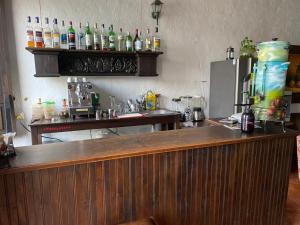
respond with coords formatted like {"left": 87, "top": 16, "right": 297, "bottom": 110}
{"left": 25, "top": 47, "right": 163, "bottom": 77}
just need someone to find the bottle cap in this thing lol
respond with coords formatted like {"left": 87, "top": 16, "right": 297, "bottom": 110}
{"left": 53, "top": 18, "right": 58, "bottom": 24}
{"left": 62, "top": 20, "right": 65, "bottom": 26}
{"left": 27, "top": 16, "right": 31, "bottom": 23}
{"left": 45, "top": 17, "right": 49, "bottom": 24}
{"left": 69, "top": 21, "right": 73, "bottom": 26}
{"left": 35, "top": 17, "right": 39, "bottom": 23}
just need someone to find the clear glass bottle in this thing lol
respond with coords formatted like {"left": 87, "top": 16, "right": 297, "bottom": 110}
{"left": 125, "top": 32, "right": 133, "bottom": 52}
{"left": 152, "top": 26, "right": 161, "bottom": 51}
{"left": 93, "top": 23, "right": 100, "bottom": 50}
{"left": 85, "top": 22, "right": 93, "bottom": 50}
{"left": 108, "top": 25, "right": 116, "bottom": 51}
{"left": 77, "top": 22, "right": 85, "bottom": 50}
{"left": 26, "top": 16, "right": 34, "bottom": 48}
{"left": 43, "top": 17, "right": 52, "bottom": 48}
{"left": 133, "top": 29, "right": 142, "bottom": 51}
{"left": 60, "top": 20, "right": 68, "bottom": 49}
{"left": 52, "top": 18, "right": 60, "bottom": 48}
{"left": 67, "top": 21, "right": 76, "bottom": 50}
{"left": 100, "top": 24, "right": 109, "bottom": 51}
{"left": 139, "top": 31, "right": 144, "bottom": 51}
{"left": 145, "top": 28, "right": 152, "bottom": 51}
{"left": 117, "top": 28, "right": 125, "bottom": 51}
{"left": 34, "top": 17, "right": 43, "bottom": 48}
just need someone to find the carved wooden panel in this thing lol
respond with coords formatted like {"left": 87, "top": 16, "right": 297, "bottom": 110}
{"left": 0, "top": 136, "right": 294, "bottom": 225}
{"left": 59, "top": 53, "right": 137, "bottom": 76}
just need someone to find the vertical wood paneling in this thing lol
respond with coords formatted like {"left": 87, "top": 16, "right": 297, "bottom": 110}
{"left": 0, "top": 136, "right": 295, "bottom": 225}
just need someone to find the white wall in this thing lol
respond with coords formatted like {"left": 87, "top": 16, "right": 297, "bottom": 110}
{"left": 5, "top": 0, "right": 300, "bottom": 146}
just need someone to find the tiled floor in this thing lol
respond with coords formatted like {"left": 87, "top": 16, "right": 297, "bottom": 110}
{"left": 285, "top": 173, "right": 300, "bottom": 225}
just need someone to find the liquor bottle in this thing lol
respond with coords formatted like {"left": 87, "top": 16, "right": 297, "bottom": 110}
{"left": 108, "top": 25, "right": 116, "bottom": 51}
{"left": 77, "top": 22, "right": 85, "bottom": 50}
{"left": 117, "top": 28, "right": 125, "bottom": 51}
{"left": 93, "top": 23, "right": 100, "bottom": 50}
{"left": 139, "top": 31, "right": 144, "bottom": 51}
{"left": 133, "top": 29, "right": 142, "bottom": 51}
{"left": 43, "top": 17, "right": 52, "bottom": 48}
{"left": 26, "top": 16, "right": 34, "bottom": 48}
{"left": 60, "top": 20, "right": 68, "bottom": 49}
{"left": 145, "top": 28, "right": 151, "bottom": 51}
{"left": 67, "top": 21, "right": 76, "bottom": 50}
{"left": 34, "top": 17, "right": 43, "bottom": 48}
{"left": 152, "top": 26, "right": 161, "bottom": 51}
{"left": 125, "top": 32, "right": 133, "bottom": 52}
{"left": 100, "top": 24, "right": 109, "bottom": 51}
{"left": 52, "top": 18, "right": 60, "bottom": 48}
{"left": 85, "top": 22, "right": 93, "bottom": 50}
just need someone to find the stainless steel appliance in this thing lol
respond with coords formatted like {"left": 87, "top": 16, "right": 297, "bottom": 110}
{"left": 193, "top": 107, "right": 205, "bottom": 121}
{"left": 67, "top": 77, "right": 94, "bottom": 117}
{"left": 209, "top": 58, "right": 256, "bottom": 118}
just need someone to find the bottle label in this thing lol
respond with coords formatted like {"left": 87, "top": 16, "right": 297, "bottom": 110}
{"left": 68, "top": 32, "right": 76, "bottom": 47}
{"left": 26, "top": 30, "right": 34, "bottom": 42}
{"left": 126, "top": 40, "right": 132, "bottom": 48}
{"left": 154, "top": 38, "right": 160, "bottom": 50}
{"left": 145, "top": 38, "right": 151, "bottom": 50}
{"left": 77, "top": 33, "right": 85, "bottom": 49}
{"left": 86, "top": 34, "right": 92, "bottom": 47}
{"left": 35, "top": 31, "right": 43, "bottom": 43}
{"left": 61, "top": 33, "right": 67, "bottom": 45}
{"left": 109, "top": 36, "right": 115, "bottom": 48}
{"left": 94, "top": 34, "right": 100, "bottom": 44}
{"left": 135, "top": 40, "right": 142, "bottom": 51}
{"left": 101, "top": 35, "right": 109, "bottom": 49}
{"left": 44, "top": 31, "right": 52, "bottom": 47}
{"left": 53, "top": 33, "right": 60, "bottom": 47}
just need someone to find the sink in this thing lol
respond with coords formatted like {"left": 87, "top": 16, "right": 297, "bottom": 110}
{"left": 142, "top": 109, "right": 179, "bottom": 115}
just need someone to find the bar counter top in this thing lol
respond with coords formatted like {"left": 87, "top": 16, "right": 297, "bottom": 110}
{"left": 1, "top": 124, "right": 297, "bottom": 175}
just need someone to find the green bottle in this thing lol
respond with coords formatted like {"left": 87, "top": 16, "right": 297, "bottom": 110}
{"left": 126, "top": 32, "right": 133, "bottom": 52}
{"left": 108, "top": 25, "right": 116, "bottom": 51}
{"left": 85, "top": 22, "right": 93, "bottom": 50}
{"left": 67, "top": 21, "right": 76, "bottom": 50}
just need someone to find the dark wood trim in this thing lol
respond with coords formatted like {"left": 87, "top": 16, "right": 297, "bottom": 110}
{"left": 25, "top": 47, "right": 163, "bottom": 77}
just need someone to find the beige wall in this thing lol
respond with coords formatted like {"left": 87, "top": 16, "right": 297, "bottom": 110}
{"left": 5, "top": 0, "right": 300, "bottom": 145}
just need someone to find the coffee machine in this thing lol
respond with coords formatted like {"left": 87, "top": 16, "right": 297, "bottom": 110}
{"left": 67, "top": 77, "right": 94, "bottom": 118}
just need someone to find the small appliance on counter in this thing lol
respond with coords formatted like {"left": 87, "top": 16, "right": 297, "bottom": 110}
{"left": 193, "top": 107, "right": 205, "bottom": 121}
{"left": 67, "top": 77, "right": 94, "bottom": 118}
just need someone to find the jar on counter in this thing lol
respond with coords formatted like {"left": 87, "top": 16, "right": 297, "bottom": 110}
{"left": 43, "top": 100, "right": 56, "bottom": 120}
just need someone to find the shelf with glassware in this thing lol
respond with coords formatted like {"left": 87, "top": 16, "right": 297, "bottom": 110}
{"left": 25, "top": 47, "right": 163, "bottom": 77}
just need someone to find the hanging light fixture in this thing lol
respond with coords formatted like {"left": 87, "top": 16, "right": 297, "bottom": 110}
{"left": 151, "top": 0, "right": 164, "bottom": 25}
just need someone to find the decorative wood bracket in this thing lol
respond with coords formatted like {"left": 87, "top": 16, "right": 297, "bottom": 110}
{"left": 26, "top": 48, "right": 163, "bottom": 77}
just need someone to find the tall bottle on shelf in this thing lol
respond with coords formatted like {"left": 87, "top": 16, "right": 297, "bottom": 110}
{"left": 145, "top": 28, "right": 152, "bottom": 51}
{"left": 133, "top": 29, "right": 142, "bottom": 51}
{"left": 77, "top": 22, "right": 85, "bottom": 50}
{"left": 34, "top": 17, "right": 43, "bottom": 48}
{"left": 67, "top": 21, "right": 76, "bottom": 50}
{"left": 85, "top": 22, "right": 93, "bottom": 50}
{"left": 117, "top": 28, "right": 125, "bottom": 51}
{"left": 108, "top": 25, "right": 116, "bottom": 51}
{"left": 152, "top": 26, "right": 161, "bottom": 52}
{"left": 125, "top": 32, "right": 133, "bottom": 52}
{"left": 43, "top": 17, "right": 52, "bottom": 48}
{"left": 26, "top": 16, "right": 34, "bottom": 48}
{"left": 52, "top": 18, "right": 60, "bottom": 48}
{"left": 100, "top": 24, "right": 109, "bottom": 51}
{"left": 93, "top": 23, "right": 100, "bottom": 50}
{"left": 60, "top": 20, "right": 68, "bottom": 49}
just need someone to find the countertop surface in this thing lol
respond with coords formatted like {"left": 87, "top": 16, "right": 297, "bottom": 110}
{"left": 29, "top": 109, "right": 181, "bottom": 126}
{"left": 1, "top": 124, "right": 298, "bottom": 175}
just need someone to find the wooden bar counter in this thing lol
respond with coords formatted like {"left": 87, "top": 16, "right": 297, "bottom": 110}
{"left": 0, "top": 125, "right": 297, "bottom": 225}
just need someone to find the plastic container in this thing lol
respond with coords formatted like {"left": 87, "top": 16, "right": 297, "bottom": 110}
{"left": 146, "top": 91, "right": 156, "bottom": 111}
{"left": 257, "top": 41, "right": 289, "bottom": 62}
{"left": 43, "top": 100, "right": 56, "bottom": 120}
{"left": 32, "top": 98, "right": 44, "bottom": 120}
{"left": 253, "top": 61, "right": 290, "bottom": 120}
